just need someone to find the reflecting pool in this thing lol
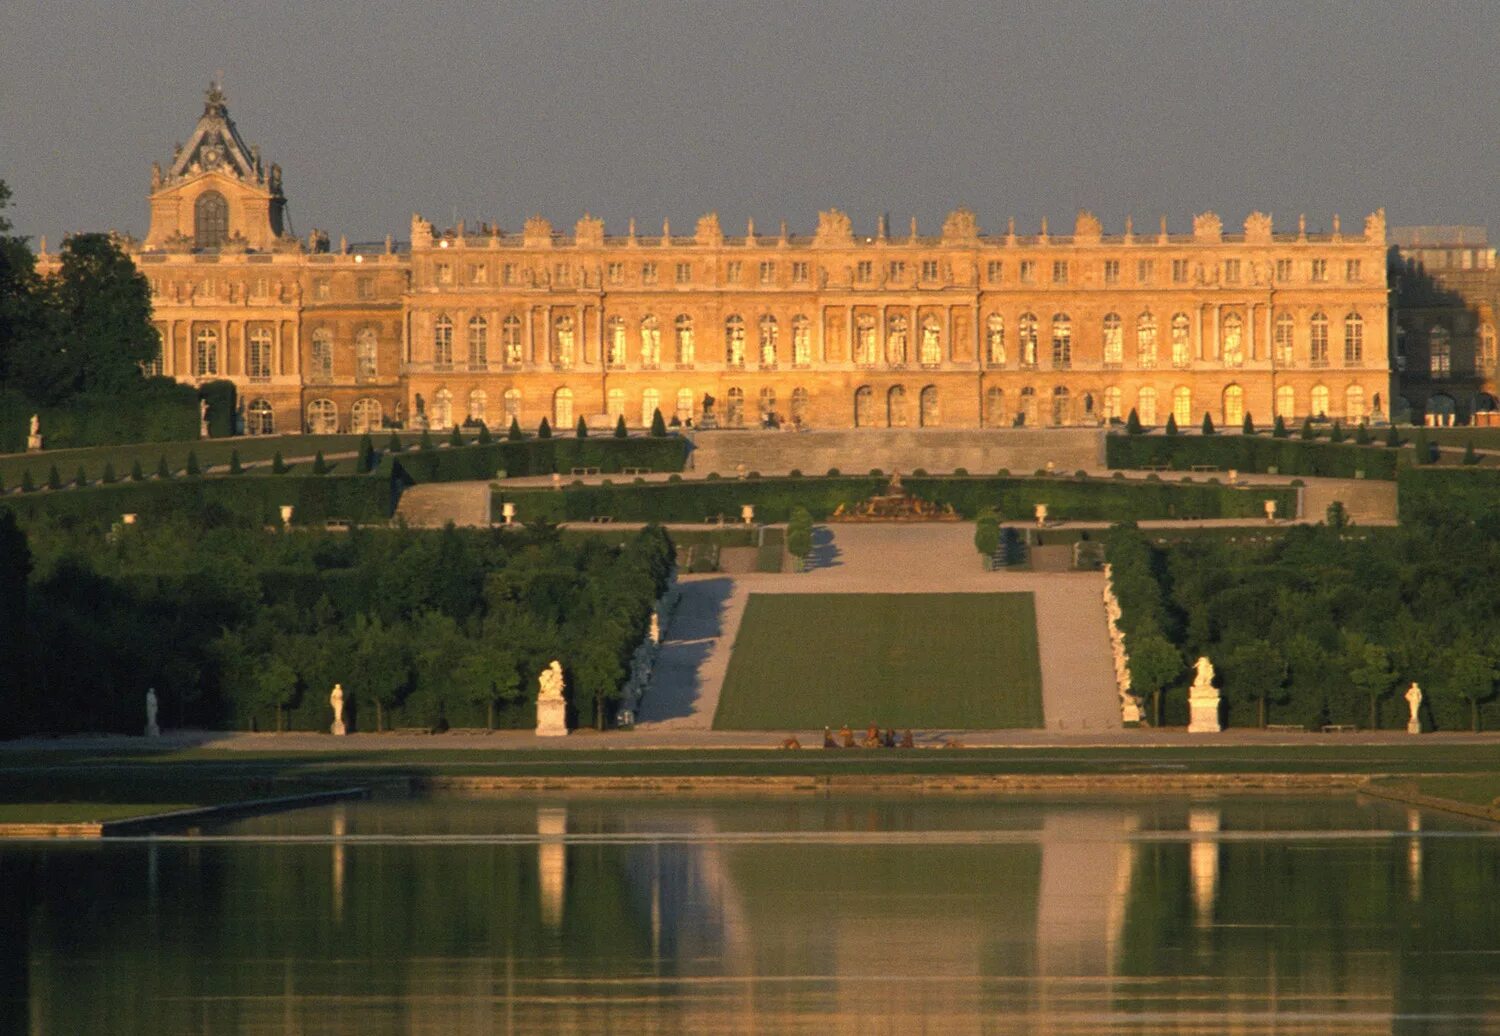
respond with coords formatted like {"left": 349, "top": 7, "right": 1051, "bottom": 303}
{"left": 4, "top": 794, "right": 1500, "bottom": 1033}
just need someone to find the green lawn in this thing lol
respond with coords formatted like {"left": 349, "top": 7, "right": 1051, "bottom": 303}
{"left": 713, "top": 593, "right": 1043, "bottom": 730}
{"left": 0, "top": 803, "right": 199, "bottom": 824}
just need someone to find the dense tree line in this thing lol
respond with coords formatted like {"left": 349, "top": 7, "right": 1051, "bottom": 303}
{"left": 1108, "top": 517, "right": 1500, "bottom": 730}
{"left": 0, "top": 509, "right": 673, "bottom": 737}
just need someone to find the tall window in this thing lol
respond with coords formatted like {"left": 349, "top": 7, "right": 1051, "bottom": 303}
{"left": 553, "top": 387, "right": 574, "bottom": 427}
{"left": 504, "top": 388, "right": 521, "bottom": 423}
{"left": 607, "top": 388, "right": 625, "bottom": 419}
{"left": 1050, "top": 313, "right": 1071, "bottom": 369}
{"left": 247, "top": 327, "right": 273, "bottom": 380}
{"left": 502, "top": 316, "right": 523, "bottom": 366}
{"left": 1102, "top": 313, "right": 1123, "bottom": 366}
{"left": 1171, "top": 313, "right": 1191, "bottom": 368}
{"left": 1482, "top": 325, "right": 1498, "bottom": 369}
{"left": 986, "top": 386, "right": 1006, "bottom": 426}
{"left": 1136, "top": 313, "right": 1157, "bottom": 369}
{"left": 607, "top": 316, "right": 627, "bottom": 366}
{"left": 1222, "top": 313, "right": 1244, "bottom": 366}
{"left": 919, "top": 385, "right": 939, "bottom": 426}
{"left": 1310, "top": 384, "right": 1330, "bottom": 417}
{"left": 1137, "top": 387, "right": 1157, "bottom": 426}
{"left": 307, "top": 398, "right": 338, "bottom": 434}
{"left": 920, "top": 317, "right": 942, "bottom": 367}
{"left": 1275, "top": 313, "right": 1295, "bottom": 366}
{"left": 194, "top": 326, "right": 219, "bottom": 376}
{"left": 1050, "top": 386, "right": 1070, "bottom": 426}
{"left": 352, "top": 397, "right": 383, "bottom": 433}
{"left": 246, "top": 398, "right": 274, "bottom": 435}
{"left": 1429, "top": 326, "right": 1451, "bottom": 375}
{"left": 468, "top": 316, "right": 488, "bottom": 368}
{"left": 356, "top": 328, "right": 377, "bottom": 380}
{"left": 1275, "top": 386, "right": 1295, "bottom": 419}
{"left": 193, "top": 190, "right": 228, "bottom": 249}
{"left": 675, "top": 315, "right": 695, "bottom": 365}
{"left": 1310, "top": 312, "right": 1329, "bottom": 367}
{"left": 986, "top": 314, "right": 1005, "bottom": 367}
{"left": 1020, "top": 386, "right": 1038, "bottom": 426}
{"left": 675, "top": 388, "right": 693, "bottom": 424}
{"left": 855, "top": 314, "right": 878, "bottom": 365}
{"left": 468, "top": 390, "right": 487, "bottom": 424}
{"left": 792, "top": 316, "right": 811, "bottom": 366}
{"left": 887, "top": 314, "right": 909, "bottom": 365}
{"left": 144, "top": 327, "right": 165, "bottom": 376}
{"left": 1172, "top": 386, "right": 1192, "bottom": 427}
{"left": 554, "top": 314, "right": 575, "bottom": 368}
{"left": 311, "top": 329, "right": 334, "bottom": 382}
{"left": 433, "top": 315, "right": 453, "bottom": 368}
{"left": 1345, "top": 385, "right": 1365, "bottom": 420}
{"left": 791, "top": 387, "right": 809, "bottom": 424}
{"left": 725, "top": 315, "right": 746, "bottom": 367}
{"left": 641, "top": 388, "right": 660, "bottom": 427}
{"left": 1103, "top": 386, "right": 1122, "bottom": 421}
{"left": 1343, "top": 312, "right": 1363, "bottom": 365}
{"left": 759, "top": 315, "right": 779, "bottom": 366}
{"left": 1019, "top": 312, "right": 1038, "bottom": 367}
{"left": 641, "top": 316, "right": 661, "bottom": 367}
{"left": 430, "top": 389, "right": 453, "bottom": 431}
{"left": 1222, "top": 384, "right": 1244, "bottom": 426}
{"left": 758, "top": 387, "right": 776, "bottom": 423}
{"left": 726, "top": 387, "right": 744, "bottom": 427}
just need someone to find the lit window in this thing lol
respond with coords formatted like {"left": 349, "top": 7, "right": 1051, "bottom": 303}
{"left": 1050, "top": 313, "right": 1071, "bottom": 369}
{"left": 726, "top": 261, "right": 742, "bottom": 283}
{"left": 433, "top": 316, "right": 453, "bottom": 368}
{"left": 1310, "top": 258, "right": 1328, "bottom": 282}
{"left": 1222, "top": 313, "right": 1244, "bottom": 366}
{"left": 920, "top": 317, "right": 942, "bottom": 367}
{"left": 759, "top": 261, "right": 776, "bottom": 285}
{"left": 641, "top": 315, "right": 661, "bottom": 367}
{"left": 1275, "top": 313, "right": 1295, "bottom": 366}
{"left": 467, "top": 316, "right": 488, "bottom": 368}
{"left": 985, "top": 314, "right": 1005, "bottom": 366}
{"left": 1136, "top": 313, "right": 1158, "bottom": 369}
{"left": 607, "top": 316, "right": 626, "bottom": 367}
{"left": 1223, "top": 384, "right": 1244, "bottom": 426}
{"left": 758, "top": 315, "right": 779, "bottom": 366}
{"left": 1343, "top": 312, "right": 1363, "bottom": 365}
{"left": 641, "top": 262, "right": 658, "bottom": 286}
{"left": 246, "top": 399, "right": 274, "bottom": 435}
{"left": 430, "top": 389, "right": 452, "bottom": 430}
{"left": 356, "top": 328, "right": 377, "bottom": 380}
{"left": 791, "top": 316, "right": 811, "bottom": 366}
{"left": 791, "top": 261, "right": 810, "bottom": 283}
{"left": 467, "top": 390, "right": 486, "bottom": 425}
{"left": 987, "top": 260, "right": 1002, "bottom": 284}
{"left": 1052, "top": 261, "right": 1069, "bottom": 285}
{"left": 725, "top": 315, "right": 746, "bottom": 366}
{"left": 1171, "top": 313, "right": 1191, "bottom": 368}
{"left": 1137, "top": 387, "right": 1157, "bottom": 426}
{"left": 855, "top": 260, "right": 873, "bottom": 283}
{"left": 504, "top": 388, "right": 521, "bottom": 423}
{"left": 502, "top": 316, "right": 522, "bottom": 366}
{"left": 1310, "top": 312, "right": 1329, "bottom": 367}
{"left": 1429, "top": 326, "right": 1451, "bottom": 375}
{"left": 194, "top": 326, "right": 219, "bottom": 377}
{"left": 675, "top": 388, "right": 694, "bottom": 424}
{"left": 1345, "top": 385, "right": 1365, "bottom": 420}
{"left": 307, "top": 398, "right": 338, "bottom": 434}
{"left": 554, "top": 315, "right": 575, "bottom": 368}
{"left": 675, "top": 262, "right": 692, "bottom": 285}
{"left": 1172, "top": 386, "right": 1192, "bottom": 426}
{"left": 1102, "top": 313, "right": 1123, "bottom": 366}
{"left": 1311, "top": 384, "right": 1330, "bottom": 417}
{"left": 1103, "top": 260, "right": 1120, "bottom": 285}
{"left": 855, "top": 314, "right": 877, "bottom": 364}
{"left": 553, "top": 388, "right": 574, "bottom": 427}
{"left": 675, "top": 315, "right": 695, "bottom": 365}
{"left": 1275, "top": 386, "right": 1295, "bottom": 419}
{"left": 641, "top": 388, "right": 660, "bottom": 427}
{"left": 1019, "top": 260, "right": 1036, "bottom": 284}
{"left": 1103, "top": 386, "right": 1122, "bottom": 420}
{"left": 1018, "top": 312, "right": 1039, "bottom": 367}
{"left": 1172, "top": 259, "right": 1189, "bottom": 284}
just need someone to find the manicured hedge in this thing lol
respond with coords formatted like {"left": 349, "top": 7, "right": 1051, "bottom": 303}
{"left": 384, "top": 436, "right": 689, "bottom": 483}
{"left": 497, "top": 475, "right": 1296, "bottom": 525}
{"left": 1398, "top": 467, "right": 1500, "bottom": 523}
{"left": 1106, "top": 433, "right": 1398, "bottom": 480}
{"left": 0, "top": 380, "right": 200, "bottom": 453}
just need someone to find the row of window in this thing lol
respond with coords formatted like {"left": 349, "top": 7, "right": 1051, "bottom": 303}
{"left": 190, "top": 326, "right": 382, "bottom": 380}
{"left": 1425, "top": 324, "right": 1499, "bottom": 376}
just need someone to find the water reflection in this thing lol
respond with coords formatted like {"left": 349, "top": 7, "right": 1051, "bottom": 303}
{"left": 2, "top": 794, "right": 1498, "bottom": 1034}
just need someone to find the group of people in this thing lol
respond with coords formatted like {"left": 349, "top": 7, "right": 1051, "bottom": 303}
{"left": 824, "top": 725, "right": 915, "bottom": 749}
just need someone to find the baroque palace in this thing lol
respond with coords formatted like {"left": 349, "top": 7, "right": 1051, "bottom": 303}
{"left": 60, "top": 86, "right": 1395, "bottom": 436}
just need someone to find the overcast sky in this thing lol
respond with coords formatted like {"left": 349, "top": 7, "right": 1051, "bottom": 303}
{"left": 3, "top": 1, "right": 1496, "bottom": 245}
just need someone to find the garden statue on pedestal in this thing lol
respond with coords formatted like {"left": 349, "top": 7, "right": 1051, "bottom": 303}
{"left": 330, "top": 683, "right": 346, "bottom": 736}
{"left": 199, "top": 399, "right": 210, "bottom": 439}
{"left": 144, "top": 688, "right": 160, "bottom": 737}
{"left": 1405, "top": 682, "right": 1423, "bottom": 734}
{"left": 536, "top": 660, "right": 569, "bottom": 737}
{"left": 1187, "top": 656, "right": 1221, "bottom": 733}
{"left": 27, "top": 414, "right": 42, "bottom": 452}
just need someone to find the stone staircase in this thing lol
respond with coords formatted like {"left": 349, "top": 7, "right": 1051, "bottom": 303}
{"left": 395, "top": 482, "right": 493, "bottom": 527}
{"left": 686, "top": 428, "right": 1106, "bottom": 477}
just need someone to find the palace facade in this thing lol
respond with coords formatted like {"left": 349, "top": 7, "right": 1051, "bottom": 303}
{"left": 63, "top": 87, "right": 1395, "bottom": 435}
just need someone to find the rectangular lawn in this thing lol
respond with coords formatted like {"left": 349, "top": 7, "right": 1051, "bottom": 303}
{"left": 713, "top": 593, "right": 1043, "bottom": 730}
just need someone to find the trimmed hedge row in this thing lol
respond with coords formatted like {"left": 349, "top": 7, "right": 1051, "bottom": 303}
{"left": 1398, "top": 467, "right": 1500, "bottom": 523}
{"left": 497, "top": 475, "right": 1297, "bottom": 525}
{"left": 0, "top": 380, "right": 202, "bottom": 453}
{"left": 383, "top": 435, "right": 690, "bottom": 483}
{"left": 1106, "top": 433, "right": 1398, "bottom": 480}
{"left": 0, "top": 473, "right": 393, "bottom": 529}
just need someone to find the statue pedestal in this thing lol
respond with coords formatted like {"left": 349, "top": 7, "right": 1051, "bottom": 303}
{"left": 144, "top": 721, "right": 160, "bottom": 738}
{"left": 331, "top": 720, "right": 346, "bottom": 736}
{"left": 1187, "top": 691, "right": 1221, "bottom": 733}
{"left": 536, "top": 697, "right": 568, "bottom": 737}
{"left": 26, "top": 434, "right": 42, "bottom": 452}
{"left": 1407, "top": 718, "right": 1421, "bottom": 735}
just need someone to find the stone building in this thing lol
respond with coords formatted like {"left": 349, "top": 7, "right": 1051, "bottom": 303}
{"left": 45, "top": 85, "right": 1397, "bottom": 436}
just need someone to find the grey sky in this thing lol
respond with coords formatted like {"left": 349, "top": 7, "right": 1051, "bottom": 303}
{"left": 3, "top": 0, "right": 1496, "bottom": 245}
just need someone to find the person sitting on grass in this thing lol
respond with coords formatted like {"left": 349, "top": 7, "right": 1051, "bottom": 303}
{"left": 862, "top": 723, "right": 881, "bottom": 748}
{"left": 840, "top": 724, "right": 855, "bottom": 748}
{"left": 900, "top": 730, "right": 915, "bottom": 749}
{"left": 823, "top": 726, "right": 837, "bottom": 749}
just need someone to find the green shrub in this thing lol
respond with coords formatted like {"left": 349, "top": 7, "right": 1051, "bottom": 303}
{"left": 1354, "top": 422, "right": 1371, "bottom": 446}
{"left": 1464, "top": 441, "right": 1480, "bottom": 465}
{"left": 1104, "top": 433, "right": 1397, "bottom": 480}
{"left": 1273, "top": 415, "right": 1288, "bottom": 439}
{"left": 197, "top": 381, "right": 237, "bottom": 438}
{"left": 21, "top": 470, "right": 34, "bottom": 492}
{"left": 73, "top": 465, "right": 88, "bottom": 487}
{"left": 449, "top": 425, "right": 464, "bottom": 447}
{"left": 538, "top": 418, "right": 552, "bottom": 439}
{"left": 387, "top": 432, "right": 404, "bottom": 454}
{"left": 155, "top": 457, "right": 172, "bottom": 480}
{"left": 130, "top": 460, "right": 144, "bottom": 482}
{"left": 228, "top": 450, "right": 243, "bottom": 475}
{"left": 614, "top": 415, "right": 628, "bottom": 439}
{"left": 1401, "top": 467, "right": 1500, "bottom": 522}
{"left": 46, "top": 465, "right": 61, "bottom": 490}
{"left": 650, "top": 409, "right": 668, "bottom": 437}
{"left": 1300, "top": 417, "right": 1315, "bottom": 441}
{"left": 508, "top": 418, "right": 524, "bottom": 441}
{"left": 1126, "top": 408, "right": 1143, "bottom": 435}
{"left": 185, "top": 451, "right": 201, "bottom": 477}
{"left": 0, "top": 381, "right": 199, "bottom": 453}
{"left": 1165, "top": 414, "right": 1179, "bottom": 436}
{"left": 576, "top": 416, "right": 588, "bottom": 438}
{"left": 476, "top": 422, "right": 492, "bottom": 445}
{"left": 312, "top": 451, "right": 329, "bottom": 475}
{"left": 1201, "top": 412, "right": 1216, "bottom": 436}
{"left": 272, "top": 452, "right": 288, "bottom": 475}
{"left": 1241, "top": 413, "right": 1255, "bottom": 435}
{"left": 1385, "top": 425, "right": 1401, "bottom": 448}
{"left": 1329, "top": 421, "right": 1345, "bottom": 444}
{"left": 101, "top": 462, "right": 117, "bottom": 484}
{"left": 419, "top": 429, "right": 435, "bottom": 451}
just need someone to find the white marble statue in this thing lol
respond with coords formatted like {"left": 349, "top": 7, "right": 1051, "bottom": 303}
{"left": 536, "top": 661, "right": 568, "bottom": 736}
{"left": 1187, "top": 656, "right": 1221, "bottom": 733}
{"left": 199, "top": 399, "right": 210, "bottom": 438}
{"left": 330, "top": 683, "right": 346, "bottom": 736}
{"left": 144, "top": 688, "right": 160, "bottom": 738}
{"left": 26, "top": 413, "right": 42, "bottom": 451}
{"left": 1405, "top": 682, "right": 1423, "bottom": 734}
{"left": 29, "top": 414, "right": 39, "bottom": 438}
{"left": 649, "top": 613, "right": 661, "bottom": 645}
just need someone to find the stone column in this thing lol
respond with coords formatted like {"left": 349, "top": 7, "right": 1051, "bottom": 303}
{"left": 878, "top": 303, "right": 888, "bottom": 362}
{"left": 543, "top": 304, "right": 554, "bottom": 365}
{"left": 944, "top": 305, "right": 954, "bottom": 364}
{"left": 525, "top": 307, "right": 535, "bottom": 365}
{"left": 845, "top": 305, "right": 854, "bottom": 364}
{"left": 1195, "top": 306, "right": 1204, "bottom": 362}
{"left": 1211, "top": 304, "right": 1221, "bottom": 362}
{"left": 1247, "top": 303, "right": 1257, "bottom": 362}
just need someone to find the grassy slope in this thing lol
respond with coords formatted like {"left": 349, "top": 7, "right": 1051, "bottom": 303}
{"left": 713, "top": 593, "right": 1043, "bottom": 730}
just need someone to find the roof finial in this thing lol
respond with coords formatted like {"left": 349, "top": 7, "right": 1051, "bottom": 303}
{"left": 205, "top": 74, "right": 227, "bottom": 116}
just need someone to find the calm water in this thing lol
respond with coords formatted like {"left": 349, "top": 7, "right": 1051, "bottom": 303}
{"left": 4, "top": 794, "right": 1500, "bottom": 1034}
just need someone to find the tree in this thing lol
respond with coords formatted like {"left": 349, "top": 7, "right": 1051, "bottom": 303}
{"left": 1125, "top": 407, "right": 1143, "bottom": 435}
{"left": 508, "top": 417, "right": 524, "bottom": 441}
{"left": 576, "top": 415, "right": 589, "bottom": 438}
{"left": 228, "top": 449, "right": 243, "bottom": 475}
{"left": 73, "top": 464, "right": 87, "bottom": 487}
{"left": 357, "top": 434, "right": 375, "bottom": 472}
{"left": 1129, "top": 631, "right": 1181, "bottom": 727}
{"left": 1344, "top": 634, "right": 1395, "bottom": 729}
{"left": 185, "top": 450, "right": 201, "bottom": 477}
{"left": 271, "top": 451, "right": 287, "bottom": 474}
{"left": 312, "top": 450, "right": 329, "bottom": 475}
{"left": 476, "top": 421, "right": 492, "bottom": 445}
{"left": 1325, "top": 500, "right": 1350, "bottom": 530}
{"left": 973, "top": 507, "right": 1000, "bottom": 559}
{"left": 1272, "top": 415, "right": 1288, "bottom": 439}
{"left": 386, "top": 431, "right": 403, "bottom": 454}
{"left": 452, "top": 637, "right": 518, "bottom": 730}
{"left": 1165, "top": 414, "right": 1179, "bottom": 436}
{"left": 449, "top": 424, "right": 464, "bottom": 447}
{"left": 419, "top": 428, "right": 435, "bottom": 451}
{"left": 20, "top": 469, "right": 33, "bottom": 492}
{"left": 1241, "top": 412, "right": 1255, "bottom": 435}
{"left": 46, "top": 464, "right": 61, "bottom": 490}
{"left": 1463, "top": 440, "right": 1479, "bottom": 465}
{"left": 0, "top": 180, "right": 45, "bottom": 391}
{"left": 650, "top": 408, "right": 668, "bottom": 437}
{"left": 1446, "top": 645, "right": 1498, "bottom": 732}
{"left": 101, "top": 461, "right": 116, "bottom": 483}
{"left": 787, "top": 507, "right": 814, "bottom": 566}
{"left": 538, "top": 417, "right": 552, "bottom": 439}
{"left": 1225, "top": 639, "right": 1287, "bottom": 728}
{"left": 349, "top": 613, "right": 408, "bottom": 732}
{"left": 1329, "top": 420, "right": 1345, "bottom": 444}
{"left": 1300, "top": 417, "right": 1316, "bottom": 441}
{"left": 0, "top": 511, "right": 31, "bottom": 733}
{"left": 256, "top": 653, "right": 300, "bottom": 732}
{"left": 1385, "top": 424, "right": 1401, "bottom": 448}
{"left": 1201, "top": 412, "right": 1216, "bottom": 435}
{"left": 130, "top": 459, "right": 144, "bottom": 482}
{"left": 614, "top": 414, "right": 629, "bottom": 439}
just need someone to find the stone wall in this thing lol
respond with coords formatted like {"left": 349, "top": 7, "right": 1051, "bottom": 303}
{"left": 687, "top": 428, "right": 1106, "bottom": 477}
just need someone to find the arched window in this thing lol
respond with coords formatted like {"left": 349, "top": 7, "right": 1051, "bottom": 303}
{"left": 725, "top": 315, "right": 746, "bottom": 367}
{"left": 311, "top": 329, "right": 334, "bottom": 382}
{"left": 1018, "top": 313, "right": 1039, "bottom": 368}
{"left": 1137, "top": 387, "right": 1157, "bottom": 426}
{"left": 1102, "top": 313, "right": 1123, "bottom": 366}
{"left": 1222, "top": 384, "right": 1244, "bottom": 426}
{"left": 194, "top": 190, "right": 228, "bottom": 249}
{"left": 792, "top": 315, "right": 811, "bottom": 367}
{"left": 675, "top": 388, "right": 694, "bottom": 424}
{"left": 1020, "top": 386, "right": 1039, "bottom": 427}
{"left": 247, "top": 326, "right": 273, "bottom": 380}
{"left": 356, "top": 328, "right": 377, "bottom": 381}
{"left": 1136, "top": 313, "right": 1158, "bottom": 369}
{"left": 1429, "top": 325, "right": 1451, "bottom": 375}
{"left": 1310, "top": 384, "right": 1330, "bottom": 417}
{"left": 1345, "top": 385, "right": 1365, "bottom": 420}
{"left": 1051, "top": 386, "right": 1071, "bottom": 426}
{"left": 758, "top": 315, "right": 779, "bottom": 367}
{"left": 246, "top": 398, "right": 274, "bottom": 436}
{"left": 1050, "top": 313, "right": 1071, "bottom": 369}
{"left": 1223, "top": 314, "right": 1244, "bottom": 366}
{"left": 854, "top": 385, "right": 875, "bottom": 427}
{"left": 433, "top": 315, "right": 453, "bottom": 368}
{"left": 503, "top": 388, "right": 522, "bottom": 423}
{"left": 919, "top": 385, "right": 939, "bottom": 426}
{"left": 855, "top": 314, "right": 878, "bottom": 365}
{"left": 1481, "top": 325, "right": 1498, "bottom": 370}
{"left": 554, "top": 315, "right": 575, "bottom": 368}
{"left": 791, "top": 387, "right": 809, "bottom": 424}
{"left": 985, "top": 386, "right": 1006, "bottom": 426}
{"left": 675, "top": 315, "right": 695, "bottom": 365}
{"left": 606, "top": 316, "right": 626, "bottom": 367}
{"left": 1343, "top": 313, "right": 1363, "bottom": 365}
{"left": 725, "top": 387, "right": 744, "bottom": 427}
{"left": 1275, "top": 313, "right": 1295, "bottom": 366}
{"left": 194, "top": 326, "right": 220, "bottom": 377}
{"left": 758, "top": 387, "right": 777, "bottom": 425}
{"left": 920, "top": 317, "right": 942, "bottom": 367}
{"left": 430, "top": 388, "right": 453, "bottom": 430}
{"left": 351, "top": 397, "right": 383, "bottom": 433}
{"left": 887, "top": 313, "right": 909, "bottom": 365}
{"left": 467, "top": 316, "right": 488, "bottom": 368}
{"left": 1103, "top": 386, "right": 1123, "bottom": 421}
{"left": 1275, "top": 385, "right": 1295, "bottom": 419}
{"left": 1310, "top": 312, "right": 1329, "bottom": 367}
{"left": 553, "top": 387, "right": 574, "bottom": 427}
{"left": 641, "top": 316, "right": 661, "bottom": 368}
{"left": 502, "top": 315, "right": 523, "bottom": 366}
{"left": 607, "top": 388, "right": 625, "bottom": 419}
{"left": 887, "top": 385, "right": 908, "bottom": 427}
{"left": 1171, "top": 313, "right": 1191, "bottom": 368}
{"left": 1172, "top": 386, "right": 1192, "bottom": 427}
{"left": 307, "top": 398, "right": 338, "bottom": 434}
{"left": 985, "top": 314, "right": 1005, "bottom": 367}
{"left": 641, "top": 388, "right": 660, "bottom": 427}
{"left": 468, "top": 389, "right": 487, "bottom": 424}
